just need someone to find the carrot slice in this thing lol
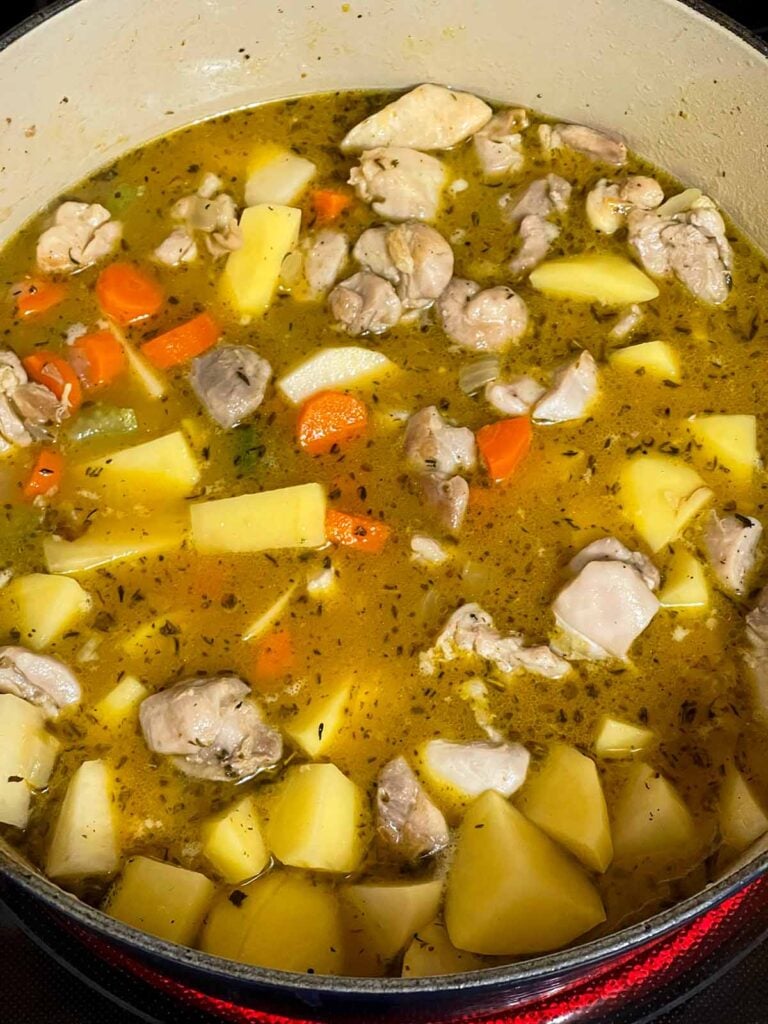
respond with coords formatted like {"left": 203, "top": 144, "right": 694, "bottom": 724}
{"left": 22, "top": 449, "right": 63, "bottom": 500}
{"left": 254, "top": 629, "right": 294, "bottom": 681}
{"left": 14, "top": 278, "right": 67, "bottom": 318}
{"left": 96, "top": 262, "right": 164, "bottom": 324}
{"left": 311, "top": 189, "right": 353, "bottom": 224}
{"left": 70, "top": 329, "right": 127, "bottom": 388}
{"left": 140, "top": 312, "right": 220, "bottom": 369}
{"left": 476, "top": 416, "right": 533, "bottom": 483}
{"left": 22, "top": 351, "right": 82, "bottom": 412}
{"left": 297, "top": 391, "right": 368, "bottom": 454}
{"left": 326, "top": 509, "right": 391, "bottom": 553}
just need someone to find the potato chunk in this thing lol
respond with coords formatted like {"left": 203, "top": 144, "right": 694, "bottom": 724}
{"left": 94, "top": 675, "right": 148, "bottom": 728}
{"left": 609, "top": 340, "right": 680, "bottom": 382}
{"left": 689, "top": 414, "right": 759, "bottom": 484}
{"left": 200, "top": 871, "right": 345, "bottom": 974}
{"left": 43, "top": 515, "right": 186, "bottom": 574}
{"left": 76, "top": 431, "right": 200, "bottom": 504}
{"left": 529, "top": 254, "right": 659, "bottom": 305}
{"left": 612, "top": 764, "right": 696, "bottom": 862}
{"left": 190, "top": 483, "right": 326, "bottom": 555}
{"left": 402, "top": 921, "right": 485, "bottom": 977}
{"left": 105, "top": 856, "right": 215, "bottom": 945}
{"left": 277, "top": 346, "right": 397, "bottom": 405}
{"left": 0, "top": 694, "right": 58, "bottom": 828}
{"left": 267, "top": 763, "right": 368, "bottom": 873}
{"left": 342, "top": 879, "right": 442, "bottom": 974}
{"left": 659, "top": 549, "right": 710, "bottom": 610}
{"left": 2, "top": 573, "right": 91, "bottom": 650}
{"left": 618, "top": 454, "right": 713, "bottom": 552}
{"left": 46, "top": 760, "right": 119, "bottom": 878}
{"left": 284, "top": 682, "right": 351, "bottom": 758}
{"left": 202, "top": 795, "right": 269, "bottom": 883}
{"left": 719, "top": 768, "right": 768, "bottom": 852}
{"left": 245, "top": 144, "right": 316, "bottom": 206}
{"left": 221, "top": 204, "right": 301, "bottom": 316}
{"left": 594, "top": 715, "right": 655, "bottom": 759}
{"left": 444, "top": 791, "right": 605, "bottom": 955}
{"left": 516, "top": 744, "right": 613, "bottom": 872}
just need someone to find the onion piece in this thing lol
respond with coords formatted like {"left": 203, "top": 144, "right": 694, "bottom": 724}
{"left": 458, "top": 356, "right": 500, "bottom": 396}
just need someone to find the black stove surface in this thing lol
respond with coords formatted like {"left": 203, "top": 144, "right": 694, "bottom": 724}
{"left": 1, "top": 1, "right": 768, "bottom": 1022}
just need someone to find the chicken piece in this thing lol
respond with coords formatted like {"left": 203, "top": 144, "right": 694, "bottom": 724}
{"left": 586, "top": 176, "right": 664, "bottom": 234}
{"left": 11, "top": 383, "right": 66, "bottom": 440}
{"left": 501, "top": 174, "right": 572, "bottom": 224}
{"left": 376, "top": 756, "right": 449, "bottom": 859}
{"left": 509, "top": 216, "right": 560, "bottom": 277}
{"left": 36, "top": 201, "right": 122, "bottom": 275}
{"left": 286, "top": 229, "right": 350, "bottom": 301}
{"left": 153, "top": 228, "right": 198, "bottom": 267}
{"left": 328, "top": 271, "right": 402, "bottom": 335}
{"left": 472, "top": 108, "right": 529, "bottom": 177}
{"left": 172, "top": 190, "right": 241, "bottom": 257}
{"left": 410, "top": 534, "right": 450, "bottom": 566}
{"left": 540, "top": 122, "right": 627, "bottom": 165}
{"left": 533, "top": 351, "right": 599, "bottom": 424}
{"left": 139, "top": 676, "right": 282, "bottom": 782}
{"left": 609, "top": 304, "right": 644, "bottom": 340}
{"left": 0, "top": 350, "right": 64, "bottom": 447}
{"left": 0, "top": 646, "right": 81, "bottom": 719}
{"left": 348, "top": 147, "right": 446, "bottom": 222}
{"left": 627, "top": 194, "right": 732, "bottom": 304}
{"left": 485, "top": 375, "right": 545, "bottom": 416}
{"left": 704, "top": 513, "right": 762, "bottom": 596}
{"left": 420, "top": 602, "right": 570, "bottom": 679}
{"left": 552, "top": 561, "right": 660, "bottom": 660}
{"left": 437, "top": 278, "right": 528, "bottom": 352}
{"left": 353, "top": 222, "right": 454, "bottom": 310}
{"left": 405, "top": 406, "right": 476, "bottom": 475}
{"left": 423, "top": 739, "right": 530, "bottom": 798}
{"left": 569, "top": 537, "right": 660, "bottom": 591}
{"left": 189, "top": 345, "right": 272, "bottom": 430}
{"left": 0, "top": 396, "right": 31, "bottom": 448}
{"left": 340, "top": 83, "right": 492, "bottom": 153}
{"left": 420, "top": 474, "right": 470, "bottom": 534}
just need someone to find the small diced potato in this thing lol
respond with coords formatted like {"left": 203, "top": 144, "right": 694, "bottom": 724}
{"left": 306, "top": 564, "right": 337, "bottom": 599}
{"left": 529, "top": 254, "right": 659, "bottom": 305}
{"left": 516, "top": 744, "right": 613, "bottom": 872}
{"left": 284, "top": 682, "right": 351, "bottom": 758}
{"left": 200, "top": 871, "right": 345, "bottom": 974}
{"left": 0, "top": 694, "right": 52, "bottom": 828}
{"left": 202, "top": 795, "right": 269, "bottom": 883}
{"left": 659, "top": 549, "right": 710, "bottom": 610}
{"left": 105, "top": 856, "right": 215, "bottom": 945}
{"left": 278, "top": 346, "right": 397, "bottom": 405}
{"left": 46, "top": 760, "right": 119, "bottom": 878}
{"left": 2, "top": 573, "right": 90, "bottom": 650}
{"left": 190, "top": 483, "right": 326, "bottom": 555}
{"left": 618, "top": 454, "right": 713, "bottom": 552}
{"left": 94, "top": 676, "right": 148, "bottom": 728}
{"left": 612, "top": 764, "right": 696, "bottom": 862}
{"left": 245, "top": 144, "right": 316, "bottom": 206}
{"left": 242, "top": 585, "right": 296, "bottom": 642}
{"left": 221, "top": 204, "right": 301, "bottom": 316}
{"left": 609, "top": 340, "right": 680, "bottom": 382}
{"left": 444, "top": 791, "right": 605, "bottom": 955}
{"left": 121, "top": 614, "right": 186, "bottom": 663}
{"left": 689, "top": 414, "right": 759, "bottom": 484}
{"left": 594, "top": 715, "right": 656, "bottom": 759}
{"left": 27, "top": 731, "right": 61, "bottom": 789}
{"left": 719, "top": 768, "right": 768, "bottom": 852}
{"left": 43, "top": 515, "right": 186, "bottom": 575}
{"left": 76, "top": 431, "right": 200, "bottom": 505}
{"left": 402, "top": 921, "right": 485, "bottom": 978}
{"left": 267, "top": 763, "right": 368, "bottom": 873}
{"left": 342, "top": 880, "right": 442, "bottom": 974}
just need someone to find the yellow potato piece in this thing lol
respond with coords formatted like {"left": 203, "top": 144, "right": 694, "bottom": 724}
{"left": 659, "top": 549, "right": 710, "bottom": 610}
{"left": 444, "top": 791, "right": 605, "bottom": 955}
{"left": 401, "top": 921, "right": 485, "bottom": 978}
{"left": 267, "top": 763, "right": 368, "bottom": 873}
{"left": 284, "top": 682, "right": 351, "bottom": 758}
{"left": 277, "top": 346, "right": 397, "bottom": 405}
{"left": 245, "top": 144, "right": 316, "bottom": 206}
{"left": 612, "top": 764, "right": 696, "bottom": 862}
{"left": 76, "top": 431, "right": 200, "bottom": 505}
{"left": 0, "top": 694, "right": 53, "bottom": 828}
{"left": 618, "top": 454, "right": 713, "bottom": 552}
{"left": 529, "top": 254, "right": 659, "bottom": 305}
{"left": 2, "top": 573, "right": 90, "bottom": 650}
{"left": 593, "top": 715, "right": 656, "bottom": 759}
{"left": 342, "top": 879, "right": 442, "bottom": 974}
{"left": 689, "top": 414, "right": 759, "bottom": 484}
{"left": 190, "top": 483, "right": 326, "bottom": 555}
{"left": 516, "top": 743, "right": 613, "bottom": 872}
{"left": 43, "top": 515, "right": 187, "bottom": 575}
{"left": 202, "top": 796, "right": 269, "bottom": 884}
{"left": 609, "top": 340, "right": 680, "bottom": 382}
{"left": 94, "top": 675, "right": 148, "bottom": 728}
{"left": 719, "top": 767, "right": 768, "bottom": 852}
{"left": 47, "top": 760, "right": 119, "bottom": 879}
{"left": 221, "top": 204, "right": 302, "bottom": 316}
{"left": 200, "top": 871, "right": 345, "bottom": 975}
{"left": 105, "top": 856, "right": 215, "bottom": 946}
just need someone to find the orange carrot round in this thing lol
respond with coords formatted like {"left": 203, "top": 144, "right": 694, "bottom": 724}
{"left": 140, "top": 312, "right": 220, "bottom": 369}
{"left": 96, "top": 262, "right": 164, "bottom": 324}
{"left": 297, "top": 391, "right": 368, "bottom": 454}
{"left": 476, "top": 416, "right": 533, "bottom": 483}
{"left": 254, "top": 629, "right": 294, "bottom": 681}
{"left": 311, "top": 189, "right": 353, "bottom": 224}
{"left": 22, "top": 449, "right": 63, "bottom": 500}
{"left": 22, "top": 351, "right": 82, "bottom": 412}
{"left": 13, "top": 277, "right": 67, "bottom": 318}
{"left": 70, "top": 329, "right": 127, "bottom": 388}
{"left": 325, "top": 508, "right": 391, "bottom": 553}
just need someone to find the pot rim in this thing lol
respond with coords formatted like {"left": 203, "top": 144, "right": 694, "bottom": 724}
{"left": 1, "top": 0, "right": 767, "bottom": 1000}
